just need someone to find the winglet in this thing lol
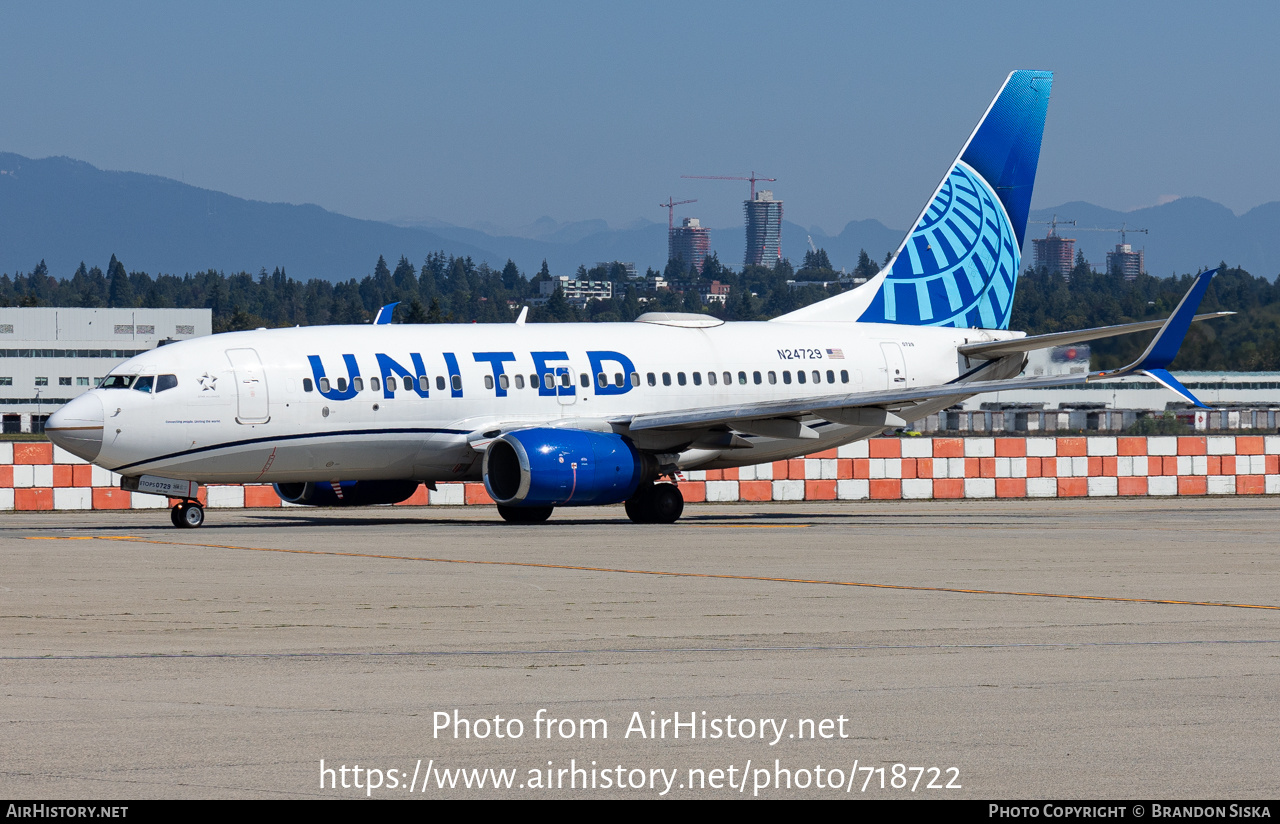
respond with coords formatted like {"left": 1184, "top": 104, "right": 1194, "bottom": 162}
{"left": 1132, "top": 268, "right": 1217, "bottom": 371}
{"left": 374, "top": 302, "right": 400, "bottom": 324}
{"left": 1090, "top": 267, "right": 1219, "bottom": 408}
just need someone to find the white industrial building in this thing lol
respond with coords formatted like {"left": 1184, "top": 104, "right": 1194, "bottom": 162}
{"left": 0, "top": 307, "right": 212, "bottom": 432}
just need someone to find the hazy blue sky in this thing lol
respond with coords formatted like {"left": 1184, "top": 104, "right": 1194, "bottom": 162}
{"left": 3, "top": 1, "right": 1276, "bottom": 234}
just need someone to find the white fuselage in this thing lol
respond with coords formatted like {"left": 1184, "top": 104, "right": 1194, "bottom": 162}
{"left": 72, "top": 318, "right": 1010, "bottom": 484}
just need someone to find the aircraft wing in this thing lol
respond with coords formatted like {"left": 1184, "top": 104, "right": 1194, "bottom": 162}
{"left": 957, "top": 312, "right": 1231, "bottom": 360}
{"left": 622, "top": 268, "right": 1221, "bottom": 433}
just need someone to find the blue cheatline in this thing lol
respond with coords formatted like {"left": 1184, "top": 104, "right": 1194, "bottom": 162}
{"left": 860, "top": 70, "right": 1052, "bottom": 330}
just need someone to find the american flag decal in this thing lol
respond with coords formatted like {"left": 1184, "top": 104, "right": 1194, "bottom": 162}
{"left": 826, "top": 348, "right": 845, "bottom": 359}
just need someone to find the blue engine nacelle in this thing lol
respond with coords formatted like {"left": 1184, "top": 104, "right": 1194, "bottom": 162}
{"left": 483, "top": 428, "right": 656, "bottom": 508}
{"left": 273, "top": 480, "right": 421, "bottom": 507}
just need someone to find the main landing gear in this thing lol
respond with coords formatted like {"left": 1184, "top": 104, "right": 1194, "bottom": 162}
{"left": 170, "top": 499, "right": 205, "bottom": 529}
{"left": 625, "top": 482, "right": 684, "bottom": 524}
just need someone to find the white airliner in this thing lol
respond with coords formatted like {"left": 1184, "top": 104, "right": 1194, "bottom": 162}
{"left": 46, "top": 71, "right": 1225, "bottom": 528}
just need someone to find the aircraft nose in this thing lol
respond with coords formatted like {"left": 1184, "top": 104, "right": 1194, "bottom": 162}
{"left": 45, "top": 393, "right": 105, "bottom": 461}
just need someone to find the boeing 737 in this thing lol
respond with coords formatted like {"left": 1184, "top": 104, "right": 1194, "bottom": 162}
{"left": 45, "top": 70, "right": 1226, "bottom": 528}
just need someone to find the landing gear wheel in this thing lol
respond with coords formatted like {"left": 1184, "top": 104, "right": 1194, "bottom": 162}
{"left": 649, "top": 483, "right": 684, "bottom": 524}
{"left": 625, "top": 483, "right": 683, "bottom": 524}
{"left": 496, "top": 504, "right": 553, "bottom": 524}
{"left": 171, "top": 501, "right": 205, "bottom": 529}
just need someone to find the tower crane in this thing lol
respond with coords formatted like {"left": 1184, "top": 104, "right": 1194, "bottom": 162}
{"left": 659, "top": 197, "right": 697, "bottom": 232}
{"left": 681, "top": 171, "right": 777, "bottom": 200}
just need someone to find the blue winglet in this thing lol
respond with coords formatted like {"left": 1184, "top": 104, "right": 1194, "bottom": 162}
{"left": 1140, "top": 368, "right": 1209, "bottom": 409}
{"left": 374, "top": 302, "right": 400, "bottom": 324}
{"left": 1133, "top": 269, "right": 1217, "bottom": 371}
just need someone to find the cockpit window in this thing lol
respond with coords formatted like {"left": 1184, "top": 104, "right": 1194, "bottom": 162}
{"left": 100, "top": 375, "right": 136, "bottom": 390}
{"left": 156, "top": 374, "right": 178, "bottom": 392}
{"left": 133, "top": 375, "right": 155, "bottom": 393}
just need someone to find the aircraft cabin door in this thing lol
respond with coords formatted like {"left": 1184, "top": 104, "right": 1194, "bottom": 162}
{"left": 226, "top": 348, "right": 271, "bottom": 424}
{"left": 880, "top": 342, "right": 908, "bottom": 389}
{"left": 555, "top": 367, "right": 577, "bottom": 407}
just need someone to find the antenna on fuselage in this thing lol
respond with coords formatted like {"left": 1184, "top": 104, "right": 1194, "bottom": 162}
{"left": 515, "top": 306, "right": 529, "bottom": 325}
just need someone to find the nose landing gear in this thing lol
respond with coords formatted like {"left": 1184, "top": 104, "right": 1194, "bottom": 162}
{"left": 170, "top": 500, "right": 205, "bottom": 529}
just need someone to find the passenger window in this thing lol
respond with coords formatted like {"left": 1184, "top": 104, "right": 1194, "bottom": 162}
{"left": 647, "top": 372, "right": 656, "bottom": 386}
{"left": 708, "top": 371, "right": 717, "bottom": 386}
{"left": 597, "top": 372, "right": 607, "bottom": 388}
{"left": 436, "top": 376, "right": 447, "bottom": 391}
{"left": 783, "top": 371, "right": 792, "bottom": 384}
{"left": 580, "top": 373, "right": 589, "bottom": 388}
{"left": 753, "top": 371, "right": 762, "bottom": 385}
{"left": 530, "top": 374, "right": 540, "bottom": 389}
{"left": 629, "top": 372, "right": 639, "bottom": 388}
{"left": 370, "top": 377, "right": 380, "bottom": 391}
{"left": 499, "top": 375, "right": 509, "bottom": 390}
{"left": 723, "top": 372, "right": 732, "bottom": 385}
{"left": 515, "top": 374, "right": 525, "bottom": 390}
{"left": 418, "top": 375, "right": 429, "bottom": 391}
{"left": 616, "top": 373, "right": 625, "bottom": 387}
{"left": 387, "top": 376, "right": 397, "bottom": 392}
{"left": 353, "top": 377, "right": 364, "bottom": 392}
{"left": 133, "top": 375, "right": 155, "bottom": 393}
{"left": 768, "top": 371, "right": 777, "bottom": 385}
{"left": 737, "top": 371, "right": 747, "bottom": 385}
{"left": 336, "top": 377, "right": 348, "bottom": 392}
{"left": 840, "top": 369, "right": 849, "bottom": 383}
{"left": 692, "top": 372, "right": 702, "bottom": 386}
{"left": 452, "top": 375, "right": 463, "bottom": 391}
{"left": 156, "top": 374, "right": 178, "bottom": 392}
{"left": 662, "top": 372, "right": 671, "bottom": 386}
{"left": 559, "top": 372, "right": 571, "bottom": 388}
{"left": 677, "top": 372, "right": 687, "bottom": 386}
{"left": 303, "top": 378, "right": 314, "bottom": 393}
{"left": 827, "top": 370, "right": 835, "bottom": 384}
{"left": 812, "top": 370, "right": 821, "bottom": 384}
{"left": 319, "top": 378, "right": 331, "bottom": 393}
{"left": 797, "top": 371, "right": 806, "bottom": 384}
{"left": 484, "top": 375, "right": 495, "bottom": 390}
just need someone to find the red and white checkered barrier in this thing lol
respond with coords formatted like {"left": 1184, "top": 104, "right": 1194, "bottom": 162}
{"left": 3, "top": 436, "right": 1279, "bottom": 511}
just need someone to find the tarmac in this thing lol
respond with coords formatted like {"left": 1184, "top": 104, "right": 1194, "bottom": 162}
{"left": 3, "top": 497, "right": 1279, "bottom": 799}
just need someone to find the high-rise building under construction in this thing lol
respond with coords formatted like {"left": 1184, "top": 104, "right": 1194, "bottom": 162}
{"left": 744, "top": 190, "right": 783, "bottom": 267}
{"left": 668, "top": 217, "right": 710, "bottom": 274}
{"left": 1032, "top": 231, "right": 1076, "bottom": 277}
{"left": 1107, "top": 244, "right": 1144, "bottom": 281}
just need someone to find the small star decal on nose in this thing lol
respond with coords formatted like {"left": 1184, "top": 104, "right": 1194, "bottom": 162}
{"left": 199, "top": 373, "right": 217, "bottom": 391}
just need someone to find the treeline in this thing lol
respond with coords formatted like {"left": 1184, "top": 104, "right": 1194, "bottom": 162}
{"left": 3, "top": 252, "right": 1278, "bottom": 370}
{"left": 0, "top": 252, "right": 868, "bottom": 330}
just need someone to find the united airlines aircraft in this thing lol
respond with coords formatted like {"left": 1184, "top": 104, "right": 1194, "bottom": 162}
{"left": 45, "top": 71, "right": 1225, "bottom": 528}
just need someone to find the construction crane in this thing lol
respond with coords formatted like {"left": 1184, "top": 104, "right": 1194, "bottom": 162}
{"left": 1029, "top": 214, "right": 1077, "bottom": 237}
{"left": 681, "top": 171, "right": 777, "bottom": 200}
{"left": 1072, "top": 222, "right": 1148, "bottom": 244}
{"left": 659, "top": 197, "right": 697, "bottom": 232}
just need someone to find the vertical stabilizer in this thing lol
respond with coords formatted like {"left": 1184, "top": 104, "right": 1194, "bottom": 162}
{"left": 776, "top": 71, "right": 1052, "bottom": 328}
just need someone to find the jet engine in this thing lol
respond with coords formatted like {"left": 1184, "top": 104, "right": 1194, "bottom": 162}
{"left": 483, "top": 428, "right": 657, "bottom": 508}
{"left": 273, "top": 480, "right": 421, "bottom": 507}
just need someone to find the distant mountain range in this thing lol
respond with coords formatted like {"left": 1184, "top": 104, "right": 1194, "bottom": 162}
{"left": 2, "top": 152, "right": 1277, "bottom": 281}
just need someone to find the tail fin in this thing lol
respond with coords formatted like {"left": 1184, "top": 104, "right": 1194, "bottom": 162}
{"left": 777, "top": 70, "right": 1052, "bottom": 328}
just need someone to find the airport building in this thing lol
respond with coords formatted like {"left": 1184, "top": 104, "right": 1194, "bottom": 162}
{"left": 1106, "top": 243, "right": 1145, "bottom": 281}
{"left": 668, "top": 217, "right": 711, "bottom": 274}
{"left": 744, "top": 190, "right": 783, "bottom": 267}
{"left": 0, "top": 307, "right": 212, "bottom": 432}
